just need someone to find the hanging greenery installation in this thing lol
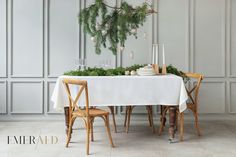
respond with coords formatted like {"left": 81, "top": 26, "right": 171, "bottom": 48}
{"left": 79, "top": 0, "right": 156, "bottom": 55}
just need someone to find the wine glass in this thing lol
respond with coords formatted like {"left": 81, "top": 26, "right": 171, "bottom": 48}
{"left": 75, "top": 59, "right": 86, "bottom": 70}
{"left": 100, "top": 59, "right": 111, "bottom": 69}
{"left": 105, "top": 59, "right": 111, "bottom": 68}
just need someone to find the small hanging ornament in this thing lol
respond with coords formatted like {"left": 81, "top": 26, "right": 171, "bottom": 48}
{"left": 91, "top": 36, "right": 96, "bottom": 42}
{"left": 95, "top": 23, "right": 101, "bottom": 30}
{"left": 102, "top": 30, "right": 107, "bottom": 35}
{"left": 105, "top": 23, "right": 109, "bottom": 30}
{"left": 120, "top": 46, "right": 125, "bottom": 52}
{"left": 143, "top": 32, "right": 147, "bottom": 39}
{"left": 131, "top": 28, "right": 137, "bottom": 34}
{"left": 117, "top": 25, "right": 121, "bottom": 30}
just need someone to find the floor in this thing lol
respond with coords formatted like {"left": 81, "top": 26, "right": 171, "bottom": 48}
{"left": 1, "top": 115, "right": 236, "bottom": 157}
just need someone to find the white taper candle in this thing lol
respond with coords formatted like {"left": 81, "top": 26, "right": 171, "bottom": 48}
{"left": 155, "top": 44, "right": 159, "bottom": 65}
{"left": 162, "top": 44, "right": 165, "bottom": 65}
{"left": 152, "top": 44, "right": 155, "bottom": 64}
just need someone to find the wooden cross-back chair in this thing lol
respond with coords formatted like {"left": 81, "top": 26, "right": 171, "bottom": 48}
{"left": 63, "top": 78, "right": 114, "bottom": 155}
{"left": 158, "top": 73, "right": 203, "bottom": 141}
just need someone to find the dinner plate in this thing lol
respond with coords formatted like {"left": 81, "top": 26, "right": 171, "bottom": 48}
{"left": 137, "top": 71, "right": 156, "bottom": 76}
{"left": 137, "top": 67, "right": 156, "bottom": 76}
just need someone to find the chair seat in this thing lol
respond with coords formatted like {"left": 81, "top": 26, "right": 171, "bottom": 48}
{"left": 72, "top": 108, "right": 109, "bottom": 117}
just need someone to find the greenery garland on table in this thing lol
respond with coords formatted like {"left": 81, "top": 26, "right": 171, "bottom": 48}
{"left": 64, "top": 65, "right": 189, "bottom": 82}
{"left": 79, "top": 0, "right": 156, "bottom": 55}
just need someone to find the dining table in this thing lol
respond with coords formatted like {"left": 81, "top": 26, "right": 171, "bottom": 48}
{"left": 51, "top": 74, "right": 188, "bottom": 142}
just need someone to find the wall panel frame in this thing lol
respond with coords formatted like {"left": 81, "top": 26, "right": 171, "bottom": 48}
{"left": 229, "top": 81, "right": 236, "bottom": 113}
{"left": 192, "top": 0, "right": 226, "bottom": 78}
{"left": 198, "top": 81, "right": 226, "bottom": 113}
{"left": 0, "top": 81, "right": 7, "bottom": 114}
{"left": 10, "top": 81, "right": 44, "bottom": 114}
{"left": 47, "top": 0, "right": 79, "bottom": 77}
{"left": 0, "top": 0, "right": 7, "bottom": 78}
{"left": 10, "top": 0, "right": 44, "bottom": 78}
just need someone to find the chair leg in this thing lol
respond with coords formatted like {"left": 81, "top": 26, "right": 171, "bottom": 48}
{"left": 193, "top": 111, "right": 201, "bottom": 136}
{"left": 158, "top": 115, "right": 165, "bottom": 135}
{"left": 158, "top": 107, "right": 168, "bottom": 135}
{"left": 65, "top": 116, "right": 76, "bottom": 147}
{"left": 146, "top": 106, "right": 152, "bottom": 127}
{"left": 64, "top": 107, "right": 70, "bottom": 134}
{"left": 90, "top": 118, "right": 94, "bottom": 142}
{"left": 150, "top": 107, "right": 155, "bottom": 133}
{"left": 146, "top": 106, "right": 155, "bottom": 133}
{"left": 126, "top": 106, "right": 133, "bottom": 133}
{"left": 104, "top": 115, "right": 115, "bottom": 147}
{"left": 175, "top": 111, "right": 179, "bottom": 132}
{"left": 124, "top": 106, "right": 129, "bottom": 127}
{"left": 160, "top": 106, "right": 167, "bottom": 127}
{"left": 160, "top": 105, "right": 163, "bottom": 123}
{"left": 86, "top": 118, "right": 90, "bottom": 155}
{"left": 179, "top": 112, "right": 184, "bottom": 141}
{"left": 108, "top": 106, "right": 117, "bottom": 133}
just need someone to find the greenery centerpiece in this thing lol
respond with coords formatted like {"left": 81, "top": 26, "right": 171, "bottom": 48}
{"left": 64, "top": 64, "right": 189, "bottom": 82}
{"left": 79, "top": 0, "right": 156, "bottom": 55}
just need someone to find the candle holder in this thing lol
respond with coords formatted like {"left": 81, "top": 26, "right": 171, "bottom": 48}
{"left": 152, "top": 64, "right": 159, "bottom": 74}
{"left": 162, "top": 64, "right": 167, "bottom": 75}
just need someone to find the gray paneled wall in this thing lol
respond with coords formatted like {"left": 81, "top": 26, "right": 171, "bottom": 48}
{"left": 0, "top": 0, "right": 236, "bottom": 116}
{"left": 0, "top": 0, "right": 7, "bottom": 78}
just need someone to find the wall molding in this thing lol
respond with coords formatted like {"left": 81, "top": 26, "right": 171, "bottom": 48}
{"left": 200, "top": 81, "right": 226, "bottom": 113}
{"left": 0, "top": 0, "right": 8, "bottom": 78}
{"left": 10, "top": 81, "right": 44, "bottom": 114}
{"left": 46, "top": 0, "right": 56, "bottom": 78}
{"left": 10, "top": 0, "right": 44, "bottom": 78}
{"left": 192, "top": 0, "right": 226, "bottom": 78}
{"left": 222, "top": 0, "right": 227, "bottom": 78}
{"left": 81, "top": 0, "right": 87, "bottom": 63}
{"left": 185, "top": 0, "right": 190, "bottom": 72}
{"left": 228, "top": 0, "right": 236, "bottom": 78}
{"left": 0, "top": 81, "right": 7, "bottom": 114}
{"left": 190, "top": 0, "right": 194, "bottom": 73}
{"left": 229, "top": 81, "right": 236, "bottom": 113}
{"left": 44, "top": 0, "right": 49, "bottom": 79}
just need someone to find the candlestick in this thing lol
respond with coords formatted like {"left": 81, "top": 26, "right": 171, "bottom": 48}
{"left": 162, "top": 44, "right": 165, "bottom": 65}
{"left": 162, "top": 64, "right": 167, "bottom": 75}
{"left": 153, "top": 64, "right": 159, "bottom": 74}
{"left": 155, "top": 44, "right": 159, "bottom": 65}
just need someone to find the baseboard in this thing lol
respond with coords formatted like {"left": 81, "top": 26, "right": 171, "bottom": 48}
{"left": 1, "top": 113, "right": 236, "bottom": 122}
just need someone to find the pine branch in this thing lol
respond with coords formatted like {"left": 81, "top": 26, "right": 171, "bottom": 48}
{"left": 79, "top": 0, "right": 156, "bottom": 55}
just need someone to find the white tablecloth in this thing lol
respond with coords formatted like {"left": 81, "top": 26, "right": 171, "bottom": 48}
{"left": 51, "top": 75, "right": 188, "bottom": 112}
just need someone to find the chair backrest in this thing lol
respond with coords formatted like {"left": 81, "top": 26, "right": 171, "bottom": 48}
{"left": 185, "top": 73, "right": 204, "bottom": 107}
{"left": 62, "top": 78, "right": 89, "bottom": 116}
